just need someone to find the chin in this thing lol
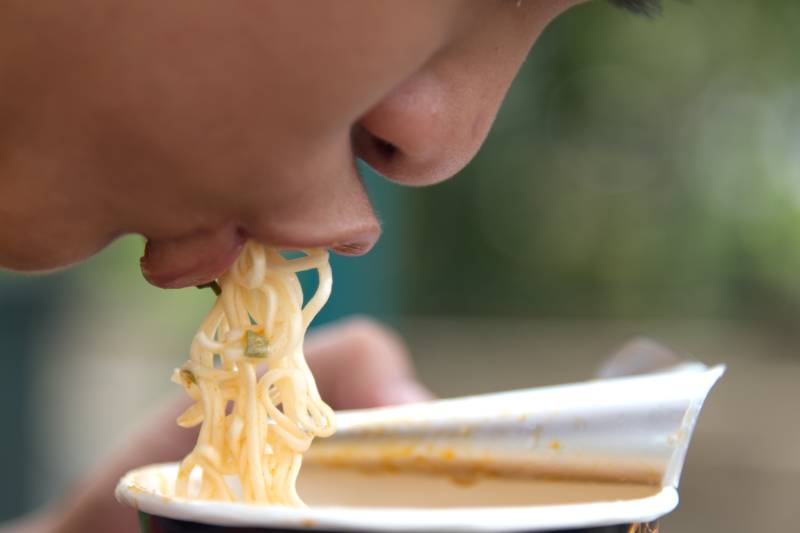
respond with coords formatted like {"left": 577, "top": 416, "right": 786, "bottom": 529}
{"left": 0, "top": 237, "right": 110, "bottom": 275}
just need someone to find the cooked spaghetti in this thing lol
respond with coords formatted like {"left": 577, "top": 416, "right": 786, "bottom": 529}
{"left": 171, "top": 242, "right": 335, "bottom": 505}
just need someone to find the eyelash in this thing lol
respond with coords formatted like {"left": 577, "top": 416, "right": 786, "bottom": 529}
{"left": 607, "top": 0, "right": 663, "bottom": 16}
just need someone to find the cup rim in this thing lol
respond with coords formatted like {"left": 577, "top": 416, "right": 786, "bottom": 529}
{"left": 116, "top": 463, "right": 677, "bottom": 532}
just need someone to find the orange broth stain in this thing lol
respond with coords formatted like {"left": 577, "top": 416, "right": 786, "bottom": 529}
{"left": 448, "top": 475, "right": 479, "bottom": 487}
{"left": 440, "top": 448, "right": 457, "bottom": 461}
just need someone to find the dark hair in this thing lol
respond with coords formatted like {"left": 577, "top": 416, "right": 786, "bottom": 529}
{"left": 608, "top": 0, "right": 663, "bottom": 16}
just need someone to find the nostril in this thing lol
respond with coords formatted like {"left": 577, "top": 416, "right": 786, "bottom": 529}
{"left": 332, "top": 241, "right": 369, "bottom": 255}
{"left": 372, "top": 135, "right": 398, "bottom": 162}
{"left": 353, "top": 123, "right": 400, "bottom": 168}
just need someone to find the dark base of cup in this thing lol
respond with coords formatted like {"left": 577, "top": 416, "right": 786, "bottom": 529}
{"left": 138, "top": 512, "right": 660, "bottom": 533}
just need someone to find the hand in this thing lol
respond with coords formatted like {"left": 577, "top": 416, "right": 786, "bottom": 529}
{"left": 7, "top": 317, "right": 432, "bottom": 533}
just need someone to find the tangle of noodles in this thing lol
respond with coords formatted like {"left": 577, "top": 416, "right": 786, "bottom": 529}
{"left": 171, "top": 242, "right": 335, "bottom": 505}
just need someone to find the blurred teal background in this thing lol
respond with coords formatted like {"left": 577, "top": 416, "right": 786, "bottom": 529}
{"left": 1, "top": 1, "right": 799, "bottom": 531}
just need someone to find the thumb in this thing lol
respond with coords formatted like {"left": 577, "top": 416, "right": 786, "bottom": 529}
{"left": 304, "top": 317, "right": 434, "bottom": 410}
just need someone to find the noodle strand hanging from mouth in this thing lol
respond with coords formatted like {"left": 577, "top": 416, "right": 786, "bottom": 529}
{"left": 172, "top": 242, "right": 335, "bottom": 505}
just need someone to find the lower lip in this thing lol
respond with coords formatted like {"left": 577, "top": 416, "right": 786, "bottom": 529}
{"left": 140, "top": 228, "right": 245, "bottom": 289}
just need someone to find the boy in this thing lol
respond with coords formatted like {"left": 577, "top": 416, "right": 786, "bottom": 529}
{"left": 0, "top": 1, "right": 658, "bottom": 531}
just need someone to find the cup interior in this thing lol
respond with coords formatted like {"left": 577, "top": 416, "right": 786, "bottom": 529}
{"left": 117, "top": 462, "right": 677, "bottom": 532}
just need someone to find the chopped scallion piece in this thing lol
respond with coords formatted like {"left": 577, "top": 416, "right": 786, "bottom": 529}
{"left": 180, "top": 368, "right": 197, "bottom": 385}
{"left": 245, "top": 330, "right": 269, "bottom": 358}
{"left": 196, "top": 281, "right": 222, "bottom": 296}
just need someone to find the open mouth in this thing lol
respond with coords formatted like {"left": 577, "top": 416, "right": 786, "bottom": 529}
{"left": 140, "top": 222, "right": 380, "bottom": 289}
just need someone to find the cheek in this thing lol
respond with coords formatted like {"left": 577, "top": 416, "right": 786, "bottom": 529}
{"left": 81, "top": 2, "right": 455, "bottom": 210}
{"left": 80, "top": 1, "right": 462, "bottom": 228}
{"left": 99, "top": 2, "right": 453, "bottom": 143}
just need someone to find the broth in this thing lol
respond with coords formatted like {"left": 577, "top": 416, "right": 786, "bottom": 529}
{"left": 296, "top": 464, "right": 660, "bottom": 508}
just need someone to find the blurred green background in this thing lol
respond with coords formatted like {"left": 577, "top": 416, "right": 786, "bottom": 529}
{"left": 1, "top": 1, "right": 799, "bottom": 531}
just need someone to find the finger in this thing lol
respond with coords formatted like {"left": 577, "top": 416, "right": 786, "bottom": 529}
{"left": 305, "top": 316, "right": 434, "bottom": 410}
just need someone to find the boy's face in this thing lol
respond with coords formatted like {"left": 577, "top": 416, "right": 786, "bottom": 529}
{"left": 0, "top": 0, "right": 582, "bottom": 286}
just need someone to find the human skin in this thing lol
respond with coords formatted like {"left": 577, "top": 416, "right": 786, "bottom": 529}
{"left": 0, "top": 0, "right": 583, "bottom": 287}
{"left": 0, "top": 1, "right": 590, "bottom": 531}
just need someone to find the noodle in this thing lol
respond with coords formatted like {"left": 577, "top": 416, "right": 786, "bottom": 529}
{"left": 171, "top": 243, "right": 335, "bottom": 505}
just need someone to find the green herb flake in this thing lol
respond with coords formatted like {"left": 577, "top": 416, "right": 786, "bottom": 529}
{"left": 196, "top": 281, "right": 222, "bottom": 296}
{"left": 245, "top": 330, "right": 269, "bottom": 358}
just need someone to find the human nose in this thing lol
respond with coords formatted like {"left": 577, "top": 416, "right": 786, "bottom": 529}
{"left": 353, "top": 68, "right": 497, "bottom": 187}
{"left": 353, "top": 0, "right": 563, "bottom": 187}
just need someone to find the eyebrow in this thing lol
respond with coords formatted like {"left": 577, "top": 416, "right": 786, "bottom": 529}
{"left": 607, "top": 0, "right": 663, "bottom": 16}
